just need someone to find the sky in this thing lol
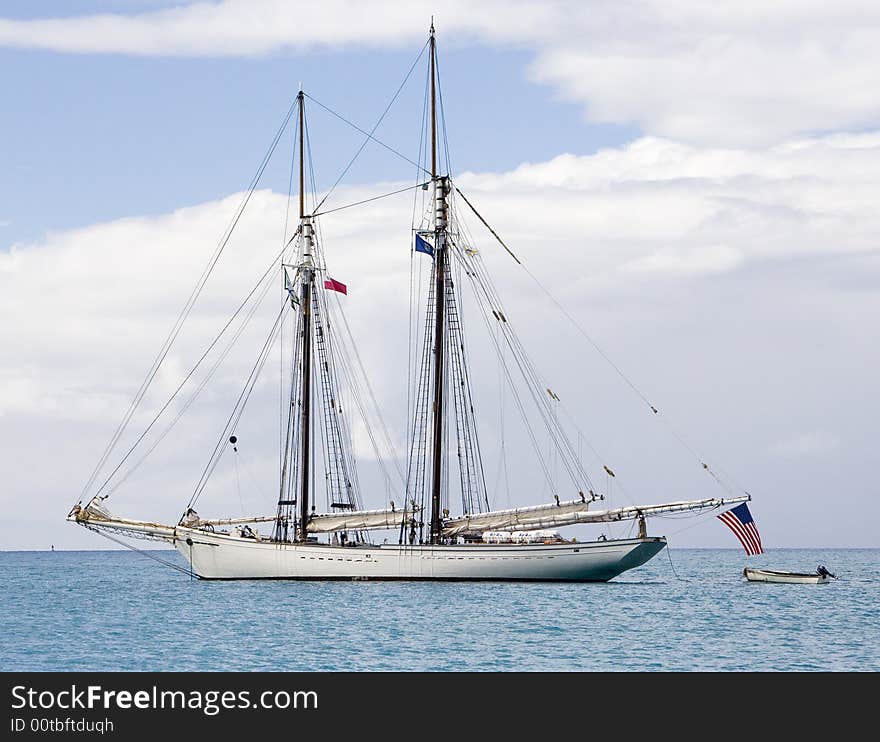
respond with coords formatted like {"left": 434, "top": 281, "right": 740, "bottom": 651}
{"left": 2, "top": 1, "right": 879, "bottom": 551}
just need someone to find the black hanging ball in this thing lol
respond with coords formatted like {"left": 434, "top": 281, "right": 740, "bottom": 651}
{"left": 229, "top": 435, "right": 237, "bottom": 445}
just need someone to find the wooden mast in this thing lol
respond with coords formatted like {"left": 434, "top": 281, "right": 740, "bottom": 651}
{"left": 428, "top": 23, "right": 447, "bottom": 545}
{"left": 430, "top": 24, "right": 437, "bottom": 179}
{"left": 299, "top": 89, "right": 305, "bottom": 221}
{"left": 298, "top": 89, "right": 314, "bottom": 542}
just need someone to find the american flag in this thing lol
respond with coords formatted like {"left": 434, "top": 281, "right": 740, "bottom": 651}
{"left": 717, "top": 502, "right": 764, "bottom": 556}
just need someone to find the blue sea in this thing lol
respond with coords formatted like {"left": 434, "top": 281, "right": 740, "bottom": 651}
{"left": 1, "top": 549, "right": 877, "bottom": 672}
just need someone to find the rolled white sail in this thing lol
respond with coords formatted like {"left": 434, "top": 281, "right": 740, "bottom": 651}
{"left": 68, "top": 505, "right": 178, "bottom": 543}
{"left": 441, "top": 496, "right": 749, "bottom": 537}
{"left": 568, "top": 497, "right": 749, "bottom": 524}
{"left": 307, "top": 507, "right": 417, "bottom": 533}
{"left": 440, "top": 497, "right": 591, "bottom": 537}
{"left": 73, "top": 499, "right": 416, "bottom": 538}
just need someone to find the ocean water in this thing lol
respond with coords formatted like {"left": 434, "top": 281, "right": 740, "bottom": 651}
{"left": 1, "top": 548, "right": 877, "bottom": 672}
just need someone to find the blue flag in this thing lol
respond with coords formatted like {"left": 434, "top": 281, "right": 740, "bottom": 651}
{"left": 415, "top": 233, "right": 434, "bottom": 257}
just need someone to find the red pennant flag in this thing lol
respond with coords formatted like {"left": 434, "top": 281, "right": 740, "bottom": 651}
{"left": 324, "top": 277, "right": 347, "bottom": 295}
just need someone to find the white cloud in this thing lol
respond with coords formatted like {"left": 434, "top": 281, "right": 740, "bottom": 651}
{"left": 458, "top": 132, "right": 880, "bottom": 276}
{"left": 771, "top": 431, "right": 840, "bottom": 457}
{"left": 528, "top": 16, "right": 880, "bottom": 146}
{"left": 0, "top": 0, "right": 549, "bottom": 56}
{"left": 622, "top": 244, "right": 743, "bottom": 276}
{"left": 2, "top": 1, "right": 880, "bottom": 145}
{"left": 2, "top": 131, "right": 879, "bottom": 548}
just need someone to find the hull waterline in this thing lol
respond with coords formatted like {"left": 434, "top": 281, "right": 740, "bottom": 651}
{"left": 174, "top": 527, "right": 666, "bottom": 582}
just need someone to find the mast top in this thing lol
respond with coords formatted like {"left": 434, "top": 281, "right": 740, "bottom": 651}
{"left": 298, "top": 87, "right": 306, "bottom": 220}
{"left": 429, "top": 22, "right": 437, "bottom": 180}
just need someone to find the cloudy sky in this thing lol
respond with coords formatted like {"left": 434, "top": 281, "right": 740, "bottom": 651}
{"left": 2, "top": 0, "right": 878, "bottom": 551}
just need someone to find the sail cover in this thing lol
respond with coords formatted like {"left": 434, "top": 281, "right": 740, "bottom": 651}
{"left": 441, "top": 498, "right": 591, "bottom": 537}
{"left": 441, "top": 496, "right": 749, "bottom": 537}
{"left": 307, "top": 507, "right": 416, "bottom": 533}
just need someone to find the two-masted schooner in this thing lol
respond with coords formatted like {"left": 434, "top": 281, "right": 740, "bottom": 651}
{"left": 69, "top": 25, "right": 749, "bottom": 581}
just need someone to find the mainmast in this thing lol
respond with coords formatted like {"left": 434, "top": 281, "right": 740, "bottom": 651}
{"left": 297, "top": 89, "right": 315, "bottom": 542}
{"left": 429, "top": 23, "right": 450, "bottom": 545}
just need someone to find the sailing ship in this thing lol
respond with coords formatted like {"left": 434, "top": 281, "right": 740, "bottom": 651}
{"left": 68, "top": 25, "right": 749, "bottom": 581}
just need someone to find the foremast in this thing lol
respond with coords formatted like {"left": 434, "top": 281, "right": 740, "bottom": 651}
{"left": 274, "top": 89, "right": 317, "bottom": 543}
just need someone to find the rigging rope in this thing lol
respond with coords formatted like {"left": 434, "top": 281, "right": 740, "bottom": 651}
{"left": 408, "top": 63, "right": 431, "bottom": 457}
{"left": 280, "top": 109, "right": 300, "bottom": 487}
{"left": 495, "top": 324, "right": 512, "bottom": 507}
{"left": 188, "top": 299, "right": 290, "bottom": 511}
{"left": 105, "top": 276, "right": 274, "bottom": 497}
{"left": 666, "top": 547, "right": 689, "bottom": 582}
{"left": 93, "top": 232, "right": 298, "bottom": 499}
{"left": 306, "top": 37, "right": 430, "bottom": 214}
{"left": 82, "top": 524, "right": 192, "bottom": 577}
{"left": 461, "top": 269, "right": 558, "bottom": 494}
{"left": 312, "top": 182, "right": 429, "bottom": 217}
{"left": 452, "top": 233, "right": 594, "bottom": 494}
{"left": 278, "top": 282, "right": 305, "bottom": 522}
{"left": 454, "top": 187, "right": 520, "bottom": 264}
{"left": 328, "top": 294, "right": 405, "bottom": 485}
{"left": 76, "top": 99, "right": 298, "bottom": 509}
{"left": 433, "top": 37, "right": 454, "bottom": 179}
{"left": 451, "top": 181, "right": 751, "bottom": 499}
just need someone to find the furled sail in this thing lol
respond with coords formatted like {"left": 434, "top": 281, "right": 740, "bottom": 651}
{"left": 441, "top": 496, "right": 749, "bottom": 537}
{"left": 307, "top": 507, "right": 419, "bottom": 533}
{"left": 440, "top": 497, "right": 591, "bottom": 537}
{"left": 68, "top": 503, "right": 178, "bottom": 543}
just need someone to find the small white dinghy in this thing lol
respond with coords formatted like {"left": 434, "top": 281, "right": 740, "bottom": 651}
{"left": 743, "top": 565, "right": 837, "bottom": 584}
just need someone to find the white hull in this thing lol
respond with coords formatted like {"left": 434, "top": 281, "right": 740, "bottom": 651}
{"left": 743, "top": 568, "right": 831, "bottom": 585}
{"left": 174, "top": 527, "right": 666, "bottom": 582}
